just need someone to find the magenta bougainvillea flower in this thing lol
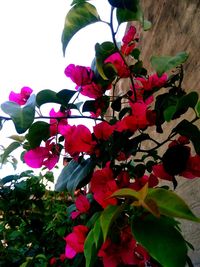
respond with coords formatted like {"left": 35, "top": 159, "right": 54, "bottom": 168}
{"left": 98, "top": 227, "right": 150, "bottom": 267}
{"left": 9, "top": 86, "right": 33, "bottom": 105}
{"left": 24, "top": 139, "right": 59, "bottom": 170}
{"left": 104, "top": 52, "right": 130, "bottom": 78}
{"left": 49, "top": 108, "right": 69, "bottom": 136}
{"left": 64, "top": 225, "right": 89, "bottom": 259}
{"left": 71, "top": 194, "right": 90, "bottom": 219}
{"left": 64, "top": 64, "right": 93, "bottom": 86}
{"left": 130, "top": 174, "right": 159, "bottom": 191}
{"left": 64, "top": 124, "right": 95, "bottom": 157}
{"left": 121, "top": 25, "right": 138, "bottom": 56}
{"left": 135, "top": 73, "right": 168, "bottom": 91}
{"left": 93, "top": 121, "right": 114, "bottom": 141}
{"left": 91, "top": 165, "right": 118, "bottom": 208}
{"left": 65, "top": 64, "right": 109, "bottom": 99}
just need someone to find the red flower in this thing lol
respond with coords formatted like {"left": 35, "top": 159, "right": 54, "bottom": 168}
{"left": 152, "top": 163, "right": 173, "bottom": 181}
{"left": 98, "top": 227, "right": 150, "bottom": 267}
{"left": 71, "top": 194, "right": 90, "bottom": 219}
{"left": 121, "top": 25, "right": 138, "bottom": 56}
{"left": 64, "top": 125, "right": 95, "bottom": 157}
{"left": 49, "top": 257, "right": 57, "bottom": 265}
{"left": 91, "top": 165, "right": 118, "bottom": 208}
{"left": 9, "top": 86, "right": 33, "bottom": 105}
{"left": 135, "top": 73, "right": 168, "bottom": 91}
{"left": 64, "top": 225, "right": 89, "bottom": 259}
{"left": 93, "top": 121, "right": 114, "bottom": 141}
{"left": 104, "top": 52, "right": 130, "bottom": 78}
{"left": 64, "top": 64, "right": 93, "bottom": 86}
{"left": 181, "top": 155, "right": 200, "bottom": 179}
{"left": 130, "top": 174, "right": 159, "bottom": 191}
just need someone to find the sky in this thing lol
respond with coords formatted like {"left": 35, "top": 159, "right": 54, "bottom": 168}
{"left": 0, "top": 0, "right": 126, "bottom": 180}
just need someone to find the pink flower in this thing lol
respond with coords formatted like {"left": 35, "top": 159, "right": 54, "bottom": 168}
{"left": 64, "top": 64, "right": 93, "bottom": 86}
{"left": 71, "top": 194, "right": 90, "bottom": 219}
{"left": 64, "top": 225, "right": 89, "bottom": 259}
{"left": 49, "top": 108, "right": 69, "bottom": 136}
{"left": 121, "top": 26, "right": 138, "bottom": 56}
{"left": 24, "top": 139, "right": 59, "bottom": 170}
{"left": 9, "top": 86, "right": 33, "bottom": 105}
{"left": 64, "top": 124, "right": 95, "bottom": 157}
{"left": 93, "top": 121, "right": 114, "bottom": 141}
{"left": 104, "top": 52, "right": 130, "bottom": 78}
{"left": 91, "top": 165, "right": 118, "bottom": 208}
{"left": 80, "top": 82, "right": 106, "bottom": 99}
{"left": 135, "top": 73, "right": 168, "bottom": 91}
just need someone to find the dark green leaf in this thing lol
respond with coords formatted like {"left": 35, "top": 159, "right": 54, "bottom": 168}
{"left": 130, "top": 48, "right": 140, "bottom": 60}
{"left": 95, "top": 42, "right": 117, "bottom": 80}
{"left": 132, "top": 215, "right": 188, "bottom": 267}
{"left": 0, "top": 175, "right": 19, "bottom": 185}
{"left": 100, "top": 205, "right": 123, "bottom": 241}
{"left": 108, "top": 0, "right": 139, "bottom": 12}
{"left": 26, "top": 122, "right": 50, "bottom": 148}
{"left": 82, "top": 100, "right": 96, "bottom": 113}
{"left": 147, "top": 188, "right": 200, "bottom": 222}
{"left": 0, "top": 141, "right": 21, "bottom": 165}
{"left": 1, "top": 95, "right": 36, "bottom": 134}
{"left": 118, "top": 107, "right": 132, "bottom": 120}
{"left": 173, "top": 119, "right": 200, "bottom": 154}
{"left": 55, "top": 158, "right": 95, "bottom": 194}
{"left": 71, "top": 0, "right": 90, "bottom": 5}
{"left": 116, "top": 4, "right": 143, "bottom": 25}
{"left": 36, "top": 89, "right": 76, "bottom": 107}
{"left": 62, "top": 3, "right": 100, "bottom": 55}
{"left": 111, "top": 97, "right": 122, "bottom": 112}
{"left": 164, "top": 92, "right": 199, "bottom": 121}
{"left": 56, "top": 89, "right": 76, "bottom": 104}
{"left": 195, "top": 100, "right": 200, "bottom": 117}
{"left": 150, "top": 52, "right": 188, "bottom": 77}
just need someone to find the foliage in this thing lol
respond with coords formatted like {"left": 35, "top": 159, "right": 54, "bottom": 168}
{"left": 0, "top": 0, "right": 200, "bottom": 266}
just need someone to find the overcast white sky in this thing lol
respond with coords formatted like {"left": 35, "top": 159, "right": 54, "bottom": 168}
{"left": 0, "top": 0, "right": 126, "bottom": 179}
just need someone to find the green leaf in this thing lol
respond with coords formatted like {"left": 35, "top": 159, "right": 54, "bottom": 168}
{"left": 100, "top": 205, "right": 123, "bottom": 241}
{"left": 36, "top": 89, "right": 76, "bottom": 107}
{"left": 82, "top": 100, "right": 96, "bottom": 113}
{"left": 173, "top": 119, "right": 200, "bottom": 154}
{"left": 108, "top": 0, "right": 139, "bottom": 12}
{"left": 1, "top": 95, "right": 36, "bottom": 134}
{"left": 164, "top": 92, "right": 199, "bottom": 122}
{"left": 0, "top": 174, "right": 19, "bottom": 185}
{"left": 55, "top": 158, "right": 95, "bottom": 194}
{"left": 132, "top": 215, "right": 188, "bottom": 267}
{"left": 71, "top": 0, "right": 90, "bottom": 5}
{"left": 9, "top": 135, "right": 25, "bottom": 142}
{"left": 116, "top": 4, "right": 143, "bottom": 25}
{"left": 164, "top": 105, "right": 177, "bottom": 121}
{"left": 143, "top": 19, "right": 152, "bottom": 31}
{"left": 150, "top": 51, "right": 189, "bottom": 76}
{"left": 95, "top": 42, "right": 117, "bottom": 80}
{"left": 0, "top": 141, "right": 21, "bottom": 165}
{"left": 26, "top": 121, "right": 50, "bottom": 148}
{"left": 111, "top": 188, "right": 139, "bottom": 200}
{"left": 84, "top": 229, "right": 98, "bottom": 267}
{"left": 93, "top": 218, "right": 103, "bottom": 248}
{"left": 62, "top": 2, "right": 100, "bottom": 55}
{"left": 147, "top": 188, "right": 200, "bottom": 222}
{"left": 195, "top": 100, "right": 200, "bottom": 117}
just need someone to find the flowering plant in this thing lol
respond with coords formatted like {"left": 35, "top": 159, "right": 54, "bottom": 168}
{"left": 1, "top": 0, "right": 200, "bottom": 266}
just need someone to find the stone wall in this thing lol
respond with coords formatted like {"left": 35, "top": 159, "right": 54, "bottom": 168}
{"left": 128, "top": 1, "right": 200, "bottom": 265}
